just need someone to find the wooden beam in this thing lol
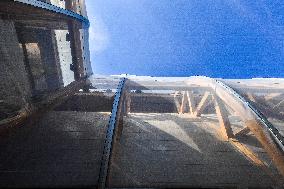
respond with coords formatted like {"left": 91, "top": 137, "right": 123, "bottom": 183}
{"left": 245, "top": 120, "right": 284, "bottom": 176}
{"left": 235, "top": 127, "right": 250, "bottom": 138}
{"left": 213, "top": 95, "right": 234, "bottom": 140}
{"left": 0, "top": 80, "right": 84, "bottom": 134}
{"left": 194, "top": 91, "right": 211, "bottom": 117}
{"left": 229, "top": 138, "right": 283, "bottom": 185}
{"left": 179, "top": 91, "right": 186, "bottom": 114}
{"left": 209, "top": 80, "right": 284, "bottom": 176}
{"left": 186, "top": 91, "right": 195, "bottom": 115}
{"left": 230, "top": 139, "right": 267, "bottom": 167}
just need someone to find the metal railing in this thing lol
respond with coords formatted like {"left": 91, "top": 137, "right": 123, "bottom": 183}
{"left": 14, "top": 0, "right": 89, "bottom": 27}
{"left": 98, "top": 78, "right": 128, "bottom": 189}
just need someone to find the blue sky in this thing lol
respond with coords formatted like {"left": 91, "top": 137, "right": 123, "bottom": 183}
{"left": 85, "top": 0, "right": 284, "bottom": 78}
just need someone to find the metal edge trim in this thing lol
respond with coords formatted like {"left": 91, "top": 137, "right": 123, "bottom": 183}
{"left": 98, "top": 78, "right": 127, "bottom": 188}
{"left": 14, "top": 0, "right": 90, "bottom": 27}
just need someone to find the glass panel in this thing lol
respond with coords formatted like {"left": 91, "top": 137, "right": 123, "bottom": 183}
{"left": 105, "top": 76, "right": 283, "bottom": 188}
{"left": 222, "top": 79, "right": 284, "bottom": 138}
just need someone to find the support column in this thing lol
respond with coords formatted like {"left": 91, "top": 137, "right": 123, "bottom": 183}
{"left": 67, "top": 21, "right": 84, "bottom": 80}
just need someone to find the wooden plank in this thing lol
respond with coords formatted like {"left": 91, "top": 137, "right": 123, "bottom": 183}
{"left": 194, "top": 91, "right": 211, "bottom": 117}
{"left": 213, "top": 95, "right": 234, "bottom": 140}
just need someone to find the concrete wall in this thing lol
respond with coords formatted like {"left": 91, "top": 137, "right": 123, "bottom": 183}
{"left": 0, "top": 19, "right": 31, "bottom": 118}
{"left": 0, "top": 0, "right": 93, "bottom": 120}
{"left": 80, "top": 28, "right": 93, "bottom": 77}
{"left": 17, "top": 27, "right": 64, "bottom": 93}
{"left": 49, "top": 0, "right": 93, "bottom": 77}
{"left": 54, "top": 30, "right": 75, "bottom": 86}
{"left": 54, "top": 93, "right": 114, "bottom": 112}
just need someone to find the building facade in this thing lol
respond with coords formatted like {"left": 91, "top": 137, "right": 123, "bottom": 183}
{"left": 0, "top": 0, "right": 92, "bottom": 120}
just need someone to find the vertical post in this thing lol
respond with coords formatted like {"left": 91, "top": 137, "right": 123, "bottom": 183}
{"left": 116, "top": 95, "right": 124, "bottom": 140}
{"left": 21, "top": 43, "right": 36, "bottom": 93}
{"left": 179, "top": 91, "right": 186, "bottom": 114}
{"left": 174, "top": 91, "right": 180, "bottom": 113}
{"left": 66, "top": 0, "right": 85, "bottom": 81}
{"left": 186, "top": 91, "right": 196, "bottom": 116}
{"left": 67, "top": 20, "right": 84, "bottom": 80}
{"left": 126, "top": 91, "right": 131, "bottom": 115}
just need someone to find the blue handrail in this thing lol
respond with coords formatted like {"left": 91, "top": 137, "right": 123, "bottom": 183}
{"left": 14, "top": 0, "right": 90, "bottom": 27}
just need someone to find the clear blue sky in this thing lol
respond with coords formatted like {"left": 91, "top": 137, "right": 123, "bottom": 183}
{"left": 85, "top": 0, "right": 284, "bottom": 78}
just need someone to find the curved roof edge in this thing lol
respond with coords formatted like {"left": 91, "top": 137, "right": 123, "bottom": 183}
{"left": 216, "top": 79, "right": 284, "bottom": 151}
{"left": 14, "top": 0, "right": 90, "bottom": 27}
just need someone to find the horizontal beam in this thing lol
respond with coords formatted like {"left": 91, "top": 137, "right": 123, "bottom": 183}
{"left": 0, "top": 80, "right": 85, "bottom": 133}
